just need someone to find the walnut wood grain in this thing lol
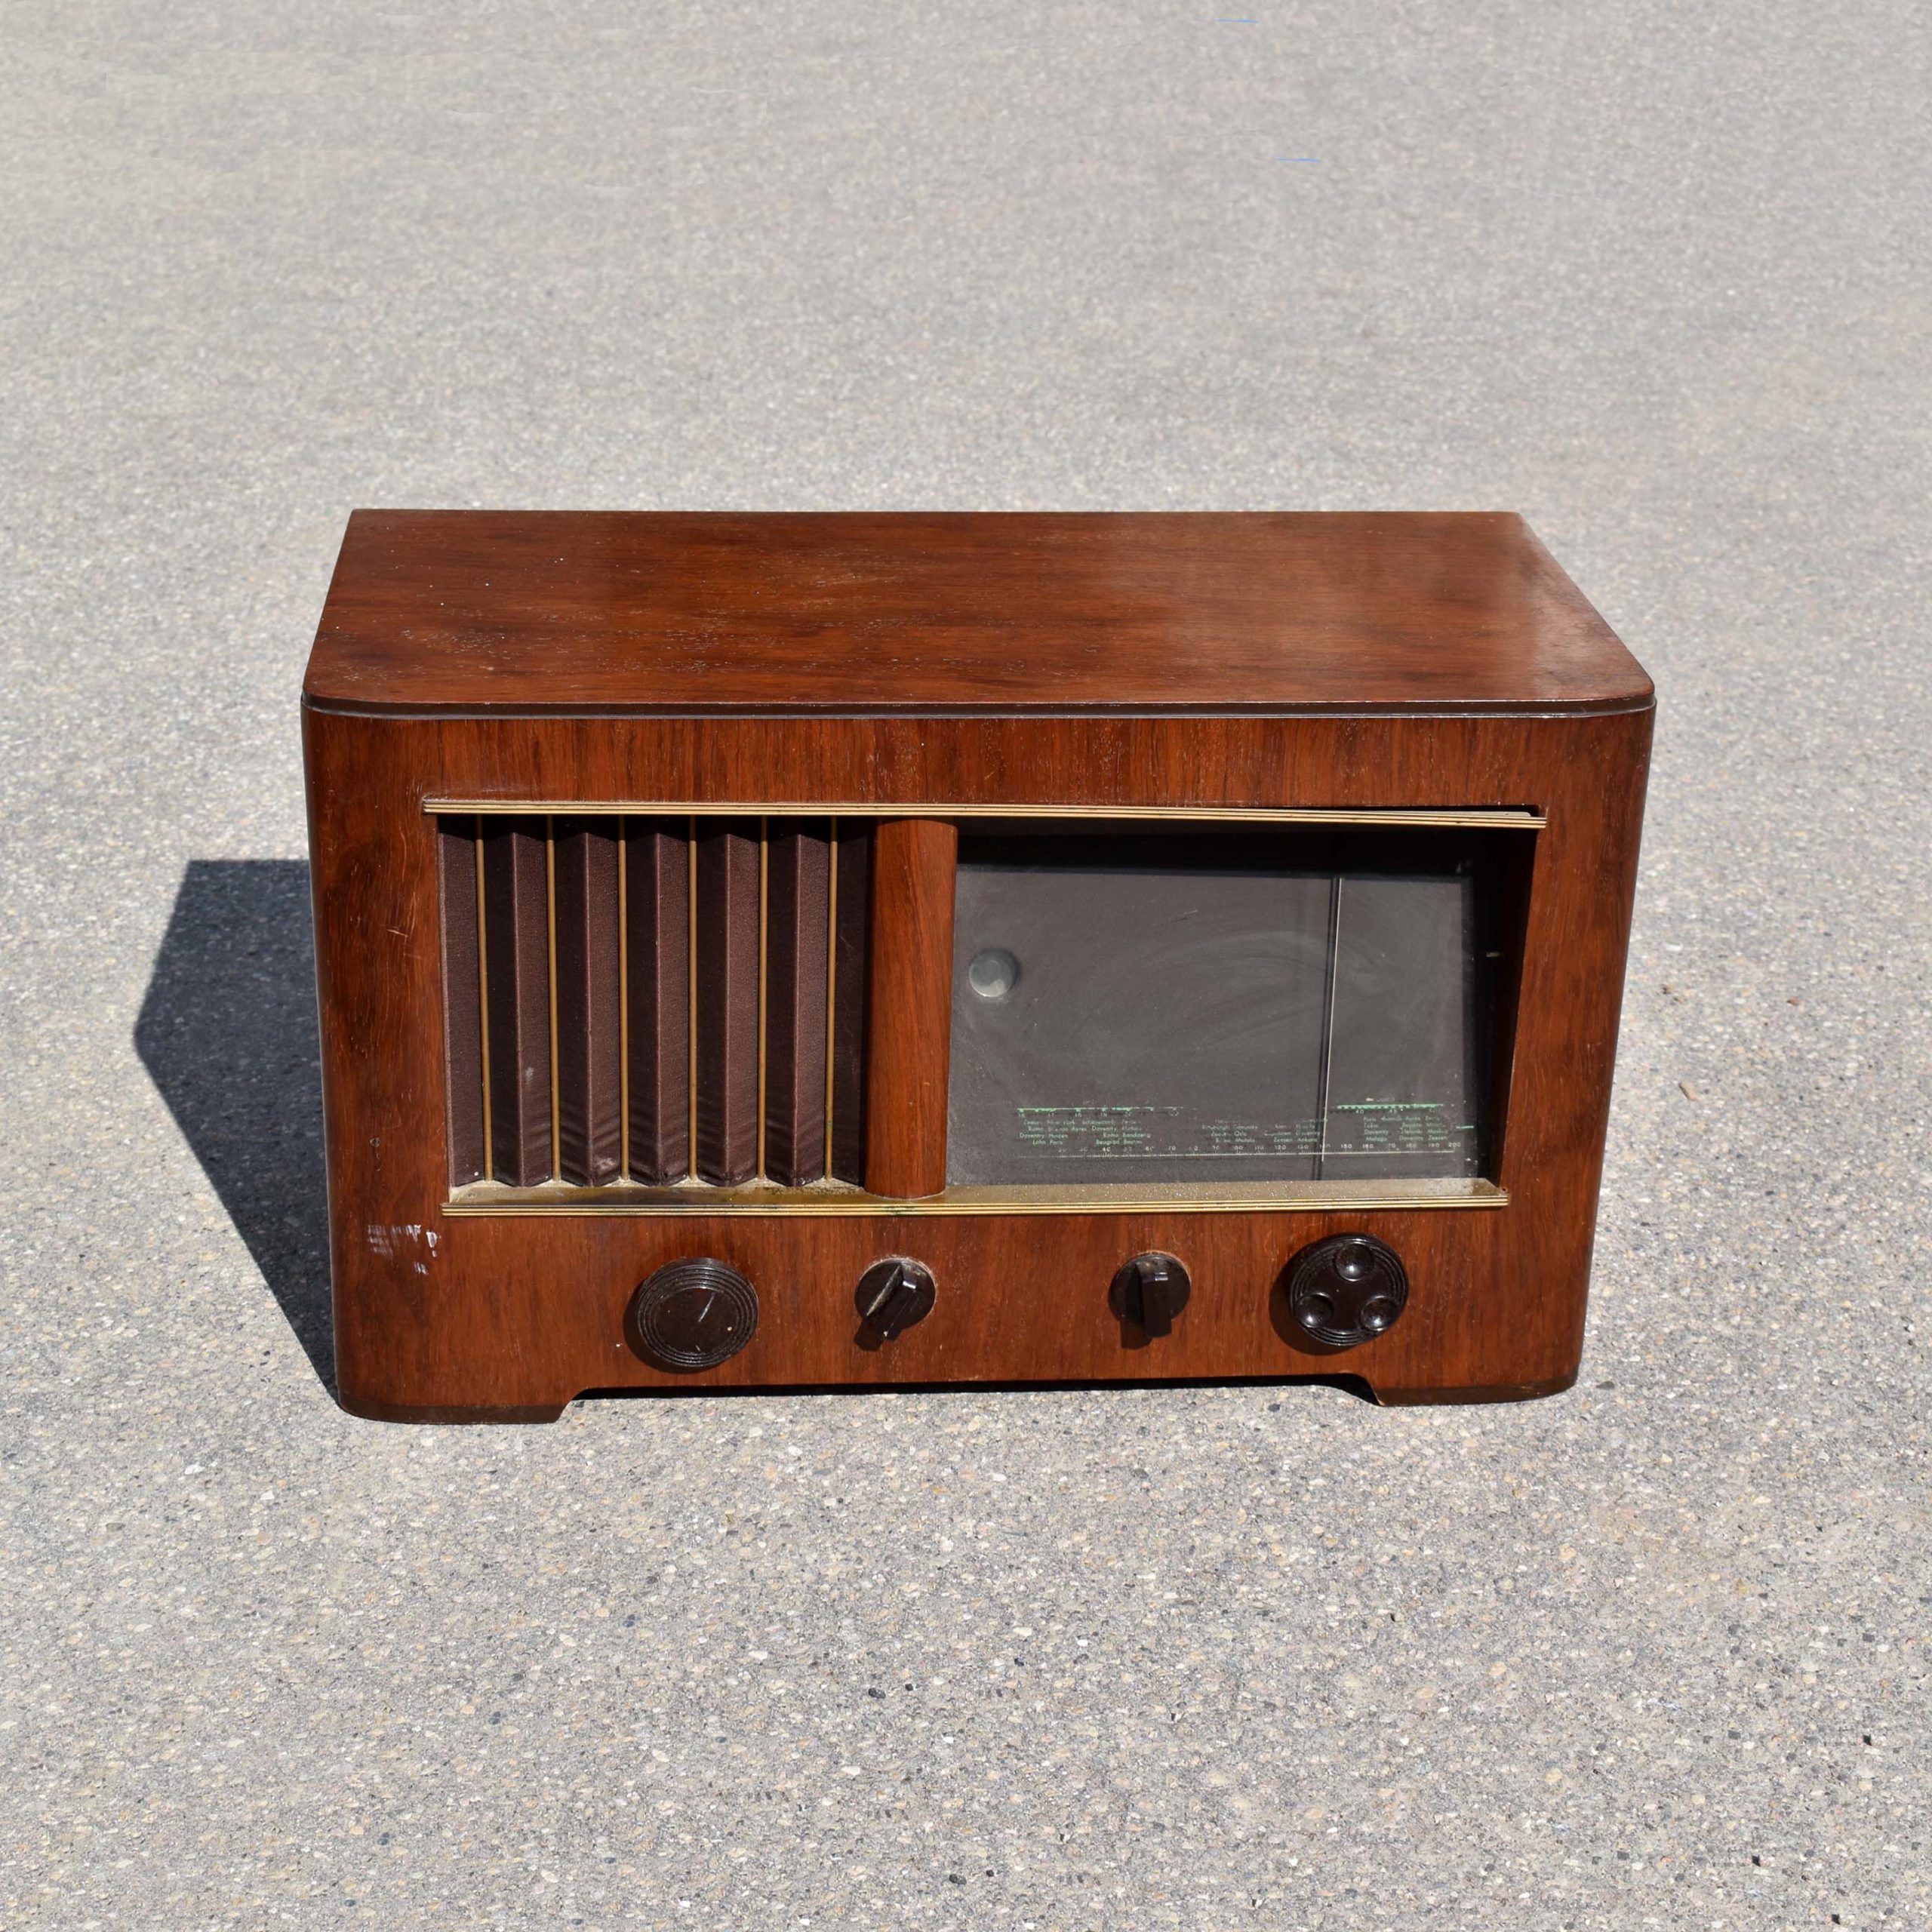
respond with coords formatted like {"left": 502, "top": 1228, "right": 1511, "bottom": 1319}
{"left": 763, "top": 820, "right": 830, "bottom": 1186}
{"left": 552, "top": 818, "right": 623, "bottom": 1186}
{"left": 305, "top": 512, "right": 1653, "bottom": 718}
{"left": 623, "top": 820, "right": 691, "bottom": 1183}
{"left": 480, "top": 817, "right": 552, "bottom": 1186}
{"left": 863, "top": 817, "right": 958, "bottom": 1198}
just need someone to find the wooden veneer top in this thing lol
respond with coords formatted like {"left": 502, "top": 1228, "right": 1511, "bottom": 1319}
{"left": 303, "top": 510, "right": 1651, "bottom": 717}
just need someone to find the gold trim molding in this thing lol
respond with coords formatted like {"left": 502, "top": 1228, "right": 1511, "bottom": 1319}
{"left": 444, "top": 1177, "right": 1509, "bottom": 1218}
{"left": 426, "top": 801, "right": 1546, "bottom": 830}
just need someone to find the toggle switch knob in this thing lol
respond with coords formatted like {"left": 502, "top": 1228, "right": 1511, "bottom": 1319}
{"left": 1109, "top": 1251, "right": 1192, "bottom": 1337}
{"left": 855, "top": 1257, "right": 937, "bottom": 1339}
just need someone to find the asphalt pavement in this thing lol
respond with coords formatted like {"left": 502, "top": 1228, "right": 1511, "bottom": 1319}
{"left": 1, "top": 3, "right": 1926, "bottom": 1926}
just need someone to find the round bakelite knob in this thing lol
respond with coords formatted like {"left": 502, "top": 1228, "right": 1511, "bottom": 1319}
{"left": 1109, "top": 1251, "right": 1192, "bottom": 1337}
{"left": 627, "top": 1258, "right": 759, "bottom": 1371}
{"left": 855, "top": 1257, "right": 937, "bottom": 1340}
{"left": 1286, "top": 1235, "right": 1408, "bottom": 1349}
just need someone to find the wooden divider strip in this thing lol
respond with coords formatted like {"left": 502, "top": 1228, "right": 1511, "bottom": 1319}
{"left": 862, "top": 817, "right": 956, "bottom": 1197}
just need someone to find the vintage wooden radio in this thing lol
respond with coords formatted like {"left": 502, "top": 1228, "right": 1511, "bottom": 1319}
{"left": 303, "top": 510, "right": 1651, "bottom": 1420}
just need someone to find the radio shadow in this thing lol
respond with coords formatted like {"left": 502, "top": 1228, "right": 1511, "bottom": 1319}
{"left": 128, "top": 862, "right": 1391, "bottom": 1417}
{"left": 135, "top": 860, "right": 334, "bottom": 1395}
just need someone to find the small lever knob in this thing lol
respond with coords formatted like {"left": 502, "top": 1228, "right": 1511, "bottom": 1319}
{"left": 854, "top": 1257, "right": 937, "bottom": 1340}
{"left": 1110, "top": 1251, "right": 1192, "bottom": 1337}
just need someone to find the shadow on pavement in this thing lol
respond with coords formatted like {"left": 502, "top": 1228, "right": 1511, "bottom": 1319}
{"left": 130, "top": 865, "right": 1390, "bottom": 1419}
{"left": 135, "top": 860, "right": 335, "bottom": 1395}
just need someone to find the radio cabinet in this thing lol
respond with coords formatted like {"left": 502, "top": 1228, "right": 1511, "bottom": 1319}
{"left": 303, "top": 511, "right": 1651, "bottom": 1420}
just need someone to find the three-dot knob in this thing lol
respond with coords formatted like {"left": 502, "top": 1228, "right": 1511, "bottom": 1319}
{"left": 1285, "top": 1234, "right": 1408, "bottom": 1348}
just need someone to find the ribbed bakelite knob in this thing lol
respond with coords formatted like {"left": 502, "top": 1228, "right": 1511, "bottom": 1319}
{"left": 626, "top": 1259, "right": 759, "bottom": 1371}
{"left": 1285, "top": 1235, "right": 1407, "bottom": 1349}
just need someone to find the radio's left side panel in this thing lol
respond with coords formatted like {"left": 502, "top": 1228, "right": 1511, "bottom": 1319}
{"left": 303, "top": 706, "right": 578, "bottom": 1421}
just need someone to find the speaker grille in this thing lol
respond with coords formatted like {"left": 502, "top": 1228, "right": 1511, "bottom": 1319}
{"left": 437, "top": 814, "right": 871, "bottom": 1192}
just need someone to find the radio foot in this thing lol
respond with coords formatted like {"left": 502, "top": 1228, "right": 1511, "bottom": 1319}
{"left": 1371, "top": 1374, "right": 1576, "bottom": 1407}
{"left": 337, "top": 1394, "right": 571, "bottom": 1425}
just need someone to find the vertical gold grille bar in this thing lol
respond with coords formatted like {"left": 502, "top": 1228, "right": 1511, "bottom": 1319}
{"left": 1313, "top": 875, "right": 1343, "bottom": 1182}
{"left": 546, "top": 816, "right": 561, "bottom": 1183}
{"left": 823, "top": 814, "right": 838, "bottom": 1169}
{"left": 475, "top": 816, "right": 494, "bottom": 1180}
{"left": 617, "top": 817, "right": 630, "bottom": 1181}
{"left": 756, "top": 815, "right": 770, "bottom": 1181}
{"left": 687, "top": 816, "right": 698, "bottom": 1183}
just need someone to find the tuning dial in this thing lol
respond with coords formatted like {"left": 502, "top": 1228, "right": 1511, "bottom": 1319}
{"left": 627, "top": 1258, "right": 759, "bottom": 1371}
{"left": 1109, "top": 1251, "right": 1192, "bottom": 1337}
{"left": 855, "top": 1257, "right": 937, "bottom": 1340}
{"left": 1285, "top": 1235, "right": 1407, "bottom": 1348}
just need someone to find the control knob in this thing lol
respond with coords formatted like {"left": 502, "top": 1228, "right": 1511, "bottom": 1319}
{"left": 1109, "top": 1251, "right": 1192, "bottom": 1337}
{"left": 855, "top": 1257, "right": 937, "bottom": 1340}
{"left": 626, "top": 1259, "right": 759, "bottom": 1371}
{"left": 1285, "top": 1235, "right": 1407, "bottom": 1348}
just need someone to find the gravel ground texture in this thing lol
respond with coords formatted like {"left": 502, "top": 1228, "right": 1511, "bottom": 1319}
{"left": 2, "top": 4, "right": 1927, "bottom": 1928}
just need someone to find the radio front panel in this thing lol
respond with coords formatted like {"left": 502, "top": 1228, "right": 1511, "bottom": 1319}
{"left": 429, "top": 807, "right": 1535, "bottom": 1218}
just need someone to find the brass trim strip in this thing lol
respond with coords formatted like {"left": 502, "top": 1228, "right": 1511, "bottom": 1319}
{"left": 444, "top": 1178, "right": 1507, "bottom": 1218}
{"left": 545, "top": 815, "right": 560, "bottom": 1182}
{"left": 823, "top": 814, "right": 838, "bottom": 1173}
{"left": 426, "top": 801, "right": 1546, "bottom": 830}
{"left": 474, "top": 817, "right": 493, "bottom": 1180}
{"left": 617, "top": 817, "right": 630, "bottom": 1181}
{"left": 686, "top": 816, "right": 698, "bottom": 1183}
{"left": 756, "top": 815, "right": 769, "bottom": 1181}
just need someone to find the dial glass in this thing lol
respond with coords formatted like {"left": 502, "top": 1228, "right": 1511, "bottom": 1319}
{"left": 946, "top": 824, "right": 1526, "bottom": 1186}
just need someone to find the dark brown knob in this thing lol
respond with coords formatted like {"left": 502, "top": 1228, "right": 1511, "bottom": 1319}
{"left": 855, "top": 1257, "right": 937, "bottom": 1339}
{"left": 1109, "top": 1251, "right": 1191, "bottom": 1337}
{"left": 627, "top": 1258, "right": 759, "bottom": 1371}
{"left": 1286, "top": 1235, "right": 1407, "bottom": 1348}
